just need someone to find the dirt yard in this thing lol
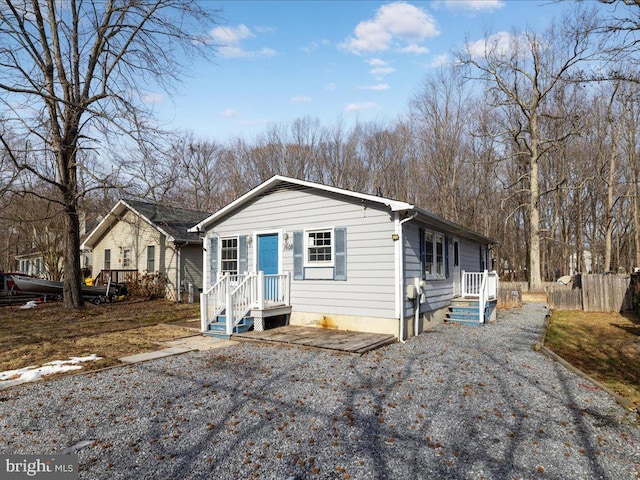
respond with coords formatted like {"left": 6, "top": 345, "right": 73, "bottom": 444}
{"left": 0, "top": 299, "right": 200, "bottom": 373}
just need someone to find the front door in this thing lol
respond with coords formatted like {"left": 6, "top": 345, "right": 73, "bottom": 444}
{"left": 453, "top": 239, "right": 461, "bottom": 296}
{"left": 258, "top": 234, "right": 279, "bottom": 302}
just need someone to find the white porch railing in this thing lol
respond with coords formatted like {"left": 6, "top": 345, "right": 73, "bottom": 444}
{"left": 461, "top": 270, "right": 499, "bottom": 323}
{"left": 200, "top": 271, "right": 291, "bottom": 334}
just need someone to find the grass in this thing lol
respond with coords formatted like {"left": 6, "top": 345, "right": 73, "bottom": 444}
{"left": 545, "top": 309, "right": 640, "bottom": 406}
{"left": 0, "top": 299, "right": 201, "bottom": 374}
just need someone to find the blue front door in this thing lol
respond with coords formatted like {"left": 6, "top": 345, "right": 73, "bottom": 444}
{"left": 258, "top": 234, "right": 279, "bottom": 302}
{"left": 258, "top": 234, "right": 279, "bottom": 275}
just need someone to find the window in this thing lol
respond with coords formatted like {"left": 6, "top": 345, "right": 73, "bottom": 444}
{"left": 425, "top": 232, "right": 433, "bottom": 275}
{"left": 104, "top": 249, "right": 111, "bottom": 270}
{"left": 424, "top": 230, "right": 445, "bottom": 279}
{"left": 221, "top": 237, "right": 238, "bottom": 274}
{"left": 122, "top": 248, "right": 131, "bottom": 268}
{"left": 307, "top": 229, "right": 332, "bottom": 264}
{"left": 147, "top": 245, "right": 155, "bottom": 273}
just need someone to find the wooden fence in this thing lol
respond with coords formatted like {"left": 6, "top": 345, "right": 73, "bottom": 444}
{"left": 547, "top": 273, "right": 634, "bottom": 312}
{"left": 497, "top": 282, "right": 523, "bottom": 308}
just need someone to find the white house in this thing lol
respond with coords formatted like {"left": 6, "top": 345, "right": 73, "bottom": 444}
{"left": 82, "top": 199, "right": 211, "bottom": 301}
{"left": 190, "top": 176, "right": 498, "bottom": 340}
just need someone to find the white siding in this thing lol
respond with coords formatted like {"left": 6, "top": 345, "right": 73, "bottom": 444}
{"left": 88, "top": 210, "right": 202, "bottom": 301}
{"left": 208, "top": 188, "right": 397, "bottom": 319}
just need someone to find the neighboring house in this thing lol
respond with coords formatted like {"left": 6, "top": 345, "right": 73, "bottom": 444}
{"left": 15, "top": 249, "right": 46, "bottom": 277}
{"left": 81, "top": 199, "right": 211, "bottom": 301}
{"left": 191, "top": 175, "right": 498, "bottom": 340}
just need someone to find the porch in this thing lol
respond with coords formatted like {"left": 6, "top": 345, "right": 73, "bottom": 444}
{"left": 233, "top": 325, "right": 397, "bottom": 356}
{"left": 200, "top": 272, "right": 292, "bottom": 338}
{"left": 446, "top": 270, "right": 499, "bottom": 325}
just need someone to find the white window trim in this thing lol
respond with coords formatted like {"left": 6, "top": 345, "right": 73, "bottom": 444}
{"left": 304, "top": 227, "right": 335, "bottom": 267}
{"left": 425, "top": 229, "right": 446, "bottom": 280}
{"left": 252, "top": 229, "right": 283, "bottom": 274}
{"left": 122, "top": 247, "right": 132, "bottom": 268}
{"left": 219, "top": 235, "right": 239, "bottom": 275}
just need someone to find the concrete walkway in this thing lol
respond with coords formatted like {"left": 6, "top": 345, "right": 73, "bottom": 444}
{"left": 119, "top": 334, "right": 237, "bottom": 363}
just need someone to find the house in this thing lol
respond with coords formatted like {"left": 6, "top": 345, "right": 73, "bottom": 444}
{"left": 190, "top": 176, "right": 498, "bottom": 340}
{"left": 15, "top": 211, "right": 96, "bottom": 280}
{"left": 81, "top": 199, "right": 211, "bottom": 301}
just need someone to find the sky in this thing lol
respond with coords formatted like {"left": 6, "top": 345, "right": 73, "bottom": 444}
{"left": 148, "top": 0, "right": 577, "bottom": 142}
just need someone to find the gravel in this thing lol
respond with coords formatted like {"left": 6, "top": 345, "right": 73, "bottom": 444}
{"left": 1, "top": 302, "right": 639, "bottom": 479}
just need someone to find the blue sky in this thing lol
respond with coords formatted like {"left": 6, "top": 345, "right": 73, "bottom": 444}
{"left": 149, "top": 0, "right": 575, "bottom": 141}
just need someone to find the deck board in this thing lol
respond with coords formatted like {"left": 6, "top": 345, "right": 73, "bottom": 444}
{"left": 232, "top": 325, "right": 396, "bottom": 355}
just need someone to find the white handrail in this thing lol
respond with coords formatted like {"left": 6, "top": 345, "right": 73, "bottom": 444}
{"left": 461, "top": 270, "right": 499, "bottom": 324}
{"left": 201, "top": 273, "right": 231, "bottom": 331}
{"left": 201, "top": 271, "right": 292, "bottom": 334}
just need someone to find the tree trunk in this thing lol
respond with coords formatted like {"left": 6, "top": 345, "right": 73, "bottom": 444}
{"left": 62, "top": 203, "right": 84, "bottom": 309}
{"left": 528, "top": 114, "right": 543, "bottom": 292}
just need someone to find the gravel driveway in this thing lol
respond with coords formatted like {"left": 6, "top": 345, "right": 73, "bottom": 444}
{"left": 1, "top": 302, "right": 638, "bottom": 479}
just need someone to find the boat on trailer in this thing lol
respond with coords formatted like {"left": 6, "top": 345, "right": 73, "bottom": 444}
{"left": 12, "top": 276, "right": 119, "bottom": 303}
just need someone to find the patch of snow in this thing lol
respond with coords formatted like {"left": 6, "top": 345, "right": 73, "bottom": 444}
{"left": 0, "top": 354, "right": 102, "bottom": 389}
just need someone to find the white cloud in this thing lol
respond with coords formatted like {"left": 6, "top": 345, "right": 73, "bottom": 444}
{"left": 339, "top": 2, "right": 439, "bottom": 55}
{"left": 221, "top": 108, "right": 239, "bottom": 118}
{"left": 344, "top": 101, "right": 377, "bottom": 113}
{"left": 142, "top": 92, "right": 164, "bottom": 105}
{"left": 365, "top": 58, "right": 387, "bottom": 66}
{"left": 370, "top": 66, "right": 396, "bottom": 76}
{"left": 444, "top": 0, "right": 505, "bottom": 12}
{"left": 398, "top": 43, "right": 429, "bottom": 54}
{"left": 358, "top": 83, "right": 390, "bottom": 91}
{"left": 291, "top": 96, "right": 312, "bottom": 103}
{"left": 254, "top": 26, "right": 276, "bottom": 34}
{"left": 302, "top": 41, "right": 319, "bottom": 53}
{"left": 429, "top": 53, "right": 451, "bottom": 67}
{"left": 465, "top": 31, "right": 522, "bottom": 59}
{"left": 209, "top": 24, "right": 277, "bottom": 58}
{"left": 210, "top": 24, "right": 254, "bottom": 44}
{"left": 325, "top": 82, "right": 337, "bottom": 92}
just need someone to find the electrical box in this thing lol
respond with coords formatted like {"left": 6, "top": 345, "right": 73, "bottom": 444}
{"left": 406, "top": 284, "right": 418, "bottom": 300}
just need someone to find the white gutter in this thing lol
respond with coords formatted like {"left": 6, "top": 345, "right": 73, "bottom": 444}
{"left": 396, "top": 212, "right": 417, "bottom": 343}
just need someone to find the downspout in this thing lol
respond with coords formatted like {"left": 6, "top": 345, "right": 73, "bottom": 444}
{"left": 177, "top": 244, "right": 181, "bottom": 303}
{"left": 396, "top": 212, "right": 418, "bottom": 343}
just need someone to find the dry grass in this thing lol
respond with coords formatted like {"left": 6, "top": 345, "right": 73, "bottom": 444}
{"left": 0, "top": 299, "right": 200, "bottom": 373}
{"left": 545, "top": 310, "right": 640, "bottom": 406}
{"left": 523, "top": 291, "right": 547, "bottom": 303}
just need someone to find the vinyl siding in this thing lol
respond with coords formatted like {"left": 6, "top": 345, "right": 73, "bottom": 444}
{"left": 90, "top": 210, "right": 162, "bottom": 276}
{"left": 181, "top": 244, "right": 204, "bottom": 290}
{"left": 88, "top": 209, "right": 204, "bottom": 300}
{"left": 403, "top": 222, "right": 454, "bottom": 316}
{"left": 459, "top": 238, "right": 482, "bottom": 272}
{"left": 207, "top": 187, "right": 397, "bottom": 319}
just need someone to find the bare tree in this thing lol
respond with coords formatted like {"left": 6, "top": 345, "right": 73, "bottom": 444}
{"left": 0, "top": 0, "right": 219, "bottom": 308}
{"left": 459, "top": 10, "right": 599, "bottom": 290}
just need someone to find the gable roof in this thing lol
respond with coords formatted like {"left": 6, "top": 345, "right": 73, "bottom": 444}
{"left": 81, "top": 199, "right": 212, "bottom": 249}
{"left": 189, "top": 175, "right": 496, "bottom": 245}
